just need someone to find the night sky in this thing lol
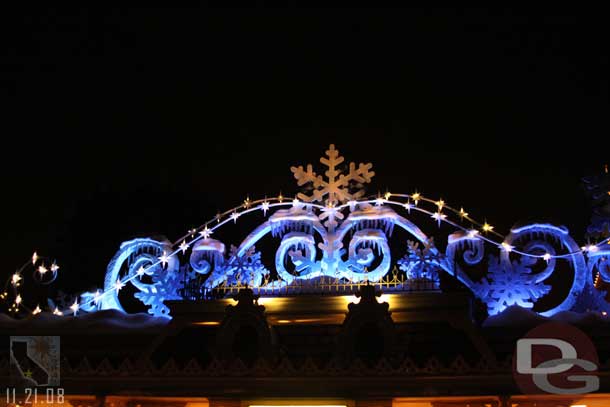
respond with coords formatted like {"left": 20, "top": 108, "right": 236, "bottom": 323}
{"left": 2, "top": 7, "right": 608, "bottom": 296}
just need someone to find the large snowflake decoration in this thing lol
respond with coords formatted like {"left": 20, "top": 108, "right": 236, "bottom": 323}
{"left": 474, "top": 255, "right": 551, "bottom": 315}
{"left": 397, "top": 238, "right": 443, "bottom": 290}
{"left": 224, "top": 245, "right": 269, "bottom": 287}
{"left": 291, "top": 144, "right": 375, "bottom": 205}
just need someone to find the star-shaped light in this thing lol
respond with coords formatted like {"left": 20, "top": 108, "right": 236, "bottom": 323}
{"left": 482, "top": 222, "right": 494, "bottom": 233}
{"left": 50, "top": 262, "right": 59, "bottom": 273}
{"left": 114, "top": 278, "right": 125, "bottom": 291}
{"left": 500, "top": 242, "right": 514, "bottom": 252}
{"left": 583, "top": 244, "right": 599, "bottom": 253}
{"left": 230, "top": 212, "right": 240, "bottom": 223}
{"left": 70, "top": 300, "right": 79, "bottom": 315}
{"left": 24, "top": 369, "right": 33, "bottom": 378}
{"left": 93, "top": 290, "right": 102, "bottom": 305}
{"left": 53, "top": 307, "right": 63, "bottom": 316}
{"left": 243, "top": 196, "right": 251, "bottom": 208}
{"left": 199, "top": 226, "right": 212, "bottom": 239}
{"left": 179, "top": 240, "right": 189, "bottom": 254}
{"left": 32, "top": 252, "right": 38, "bottom": 265}
{"left": 32, "top": 305, "right": 42, "bottom": 315}
{"left": 436, "top": 199, "right": 445, "bottom": 210}
{"left": 15, "top": 294, "right": 22, "bottom": 304}
{"left": 292, "top": 198, "right": 301, "bottom": 208}
{"left": 542, "top": 253, "right": 552, "bottom": 262}
{"left": 278, "top": 193, "right": 284, "bottom": 203}
{"left": 188, "top": 228, "right": 197, "bottom": 236}
{"left": 136, "top": 266, "right": 146, "bottom": 278}
{"left": 12, "top": 273, "right": 21, "bottom": 286}
{"left": 404, "top": 201, "right": 413, "bottom": 213}
{"left": 158, "top": 251, "right": 170, "bottom": 267}
{"left": 384, "top": 192, "right": 392, "bottom": 200}
{"left": 467, "top": 229, "right": 479, "bottom": 238}
{"left": 38, "top": 264, "right": 48, "bottom": 275}
{"left": 375, "top": 196, "right": 385, "bottom": 206}
{"left": 459, "top": 207, "right": 468, "bottom": 219}
{"left": 411, "top": 192, "right": 421, "bottom": 205}
{"left": 323, "top": 202, "right": 338, "bottom": 215}
{"left": 261, "top": 201, "right": 270, "bottom": 215}
{"left": 431, "top": 211, "right": 447, "bottom": 227}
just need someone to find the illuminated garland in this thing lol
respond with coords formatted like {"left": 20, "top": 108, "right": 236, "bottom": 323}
{"left": 2, "top": 252, "right": 59, "bottom": 315}
{"left": 3, "top": 144, "right": 609, "bottom": 318}
{"left": 4, "top": 192, "right": 609, "bottom": 317}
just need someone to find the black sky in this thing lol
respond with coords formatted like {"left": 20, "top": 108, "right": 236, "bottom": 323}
{"left": 1, "top": 6, "right": 609, "bottom": 293}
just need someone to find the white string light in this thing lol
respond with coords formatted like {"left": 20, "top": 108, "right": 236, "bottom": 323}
{"left": 261, "top": 201, "right": 270, "bottom": 215}
{"left": 500, "top": 242, "right": 514, "bottom": 252}
{"left": 70, "top": 300, "right": 79, "bottom": 316}
{"left": 179, "top": 240, "right": 189, "bottom": 254}
{"left": 158, "top": 251, "right": 170, "bottom": 267}
{"left": 114, "top": 278, "right": 125, "bottom": 292}
{"left": 230, "top": 212, "right": 240, "bottom": 223}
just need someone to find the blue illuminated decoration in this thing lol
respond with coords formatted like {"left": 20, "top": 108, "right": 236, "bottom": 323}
{"left": 472, "top": 254, "right": 551, "bottom": 315}
{"left": 5, "top": 145, "right": 610, "bottom": 321}
{"left": 397, "top": 239, "right": 443, "bottom": 290}
{"left": 72, "top": 147, "right": 610, "bottom": 318}
{"left": 81, "top": 238, "right": 182, "bottom": 318}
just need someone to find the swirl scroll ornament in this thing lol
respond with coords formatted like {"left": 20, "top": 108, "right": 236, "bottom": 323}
{"left": 451, "top": 224, "right": 589, "bottom": 316}
{"left": 80, "top": 238, "right": 181, "bottom": 318}
{"left": 502, "top": 224, "right": 588, "bottom": 316}
{"left": 276, "top": 232, "right": 320, "bottom": 284}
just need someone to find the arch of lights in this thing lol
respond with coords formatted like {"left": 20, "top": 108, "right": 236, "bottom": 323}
{"left": 4, "top": 145, "right": 610, "bottom": 320}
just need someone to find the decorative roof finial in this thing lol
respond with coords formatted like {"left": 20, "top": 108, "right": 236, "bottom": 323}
{"left": 291, "top": 144, "right": 374, "bottom": 205}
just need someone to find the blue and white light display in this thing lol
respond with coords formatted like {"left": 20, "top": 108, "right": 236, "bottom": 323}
{"left": 4, "top": 145, "right": 610, "bottom": 320}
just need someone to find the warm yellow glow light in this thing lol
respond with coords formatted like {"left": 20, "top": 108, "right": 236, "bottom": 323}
{"left": 378, "top": 294, "right": 390, "bottom": 303}
{"left": 251, "top": 405, "right": 346, "bottom": 407}
{"left": 257, "top": 297, "right": 280, "bottom": 306}
{"left": 193, "top": 321, "right": 220, "bottom": 326}
{"left": 340, "top": 295, "right": 360, "bottom": 307}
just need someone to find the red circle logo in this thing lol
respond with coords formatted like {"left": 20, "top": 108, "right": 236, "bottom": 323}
{"left": 513, "top": 322, "right": 599, "bottom": 394}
